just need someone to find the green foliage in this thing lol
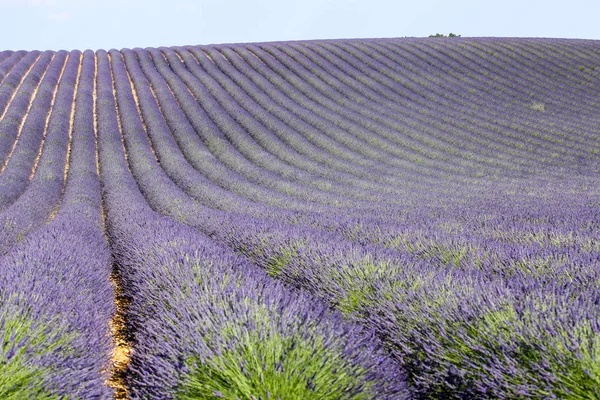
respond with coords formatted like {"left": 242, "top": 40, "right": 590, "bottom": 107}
{"left": 431, "top": 304, "right": 600, "bottom": 398}
{"left": 429, "top": 33, "right": 461, "bottom": 37}
{"left": 264, "top": 246, "right": 297, "bottom": 277}
{"left": 334, "top": 258, "right": 392, "bottom": 316}
{"left": 176, "top": 314, "right": 373, "bottom": 400}
{"left": 0, "top": 309, "right": 69, "bottom": 399}
{"left": 550, "top": 321, "right": 600, "bottom": 399}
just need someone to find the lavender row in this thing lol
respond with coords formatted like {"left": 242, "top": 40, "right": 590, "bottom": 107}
{"left": 482, "top": 39, "right": 600, "bottom": 106}
{"left": 362, "top": 38, "right": 599, "bottom": 141}
{"left": 0, "top": 50, "right": 26, "bottom": 85}
{"left": 397, "top": 39, "right": 600, "bottom": 153}
{"left": 98, "top": 48, "right": 407, "bottom": 399}
{"left": 0, "top": 50, "right": 114, "bottom": 399}
{"left": 214, "top": 43, "right": 494, "bottom": 192}
{"left": 273, "top": 38, "right": 597, "bottom": 175}
{"left": 0, "top": 38, "right": 597, "bottom": 399}
{"left": 166, "top": 46, "right": 443, "bottom": 206}
{"left": 280, "top": 40, "right": 515, "bottom": 170}
{"left": 0, "top": 51, "right": 52, "bottom": 163}
{"left": 205, "top": 199, "right": 600, "bottom": 398}
{"left": 336, "top": 38, "right": 600, "bottom": 175}
{"left": 0, "top": 51, "right": 38, "bottom": 116}
{"left": 173, "top": 46, "right": 412, "bottom": 187}
{"left": 90, "top": 40, "right": 600, "bottom": 398}
{"left": 243, "top": 40, "right": 552, "bottom": 181}
{"left": 204, "top": 44, "right": 429, "bottom": 182}
{"left": 273, "top": 41, "right": 576, "bottom": 176}
{"left": 123, "top": 48, "right": 278, "bottom": 214}
{"left": 247, "top": 42, "right": 505, "bottom": 177}
{"left": 222, "top": 44, "right": 476, "bottom": 182}
{"left": 0, "top": 50, "right": 13, "bottom": 67}
{"left": 379, "top": 39, "right": 600, "bottom": 153}
{"left": 179, "top": 45, "right": 438, "bottom": 199}
{"left": 147, "top": 47, "right": 365, "bottom": 208}
{"left": 196, "top": 43, "right": 488, "bottom": 198}
{"left": 155, "top": 47, "right": 374, "bottom": 209}
{"left": 0, "top": 51, "right": 78, "bottom": 255}
{"left": 110, "top": 48, "right": 479, "bottom": 398}
{"left": 0, "top": 51, "right": 68, "bottom": 211}
{"left": 338, "top": 39, "right": 595, "bottom": 166}
{"left": 143, "top": 46, "right": 352, "bottom": 211}
{"left": 122, "top": 48, "right": 467, "bottom": 213}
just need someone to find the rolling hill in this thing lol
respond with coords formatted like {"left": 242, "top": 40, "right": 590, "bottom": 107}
{"left": 0, "top": 37, "right": 599, "bottom": 399}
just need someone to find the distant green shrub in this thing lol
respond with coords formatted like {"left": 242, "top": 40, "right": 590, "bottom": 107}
{"left": 429, "top": 33, "right": 461, "bottom": 37}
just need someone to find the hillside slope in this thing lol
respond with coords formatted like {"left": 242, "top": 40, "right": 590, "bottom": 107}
{"left": 0, "top": 37, "right": 599, "bottom": 399}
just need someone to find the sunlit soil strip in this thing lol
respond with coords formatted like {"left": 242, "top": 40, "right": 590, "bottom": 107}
{"left": 61, "top": 54, "right": 81, "bottom": 191}
{"left": 204, "top": 51, "right": 215, "bottom": 64}
{"left": 101, "top": 52, "right": 132, "bottom": 400}
{"left": 173, "top": 50, "right": 185, "bottom": 64}
{"left": 0, "top": 53, "right": 54, "bottom": 175}
{"left": 47, "top": 53, "right": 81, "bottom": 222}
{"left": 107, "top": 272, "right": 132, "bottom": 400}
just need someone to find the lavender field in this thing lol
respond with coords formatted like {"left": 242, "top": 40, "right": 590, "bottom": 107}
{"left": 0, "top": 37, "right": 599, "bottom": 399}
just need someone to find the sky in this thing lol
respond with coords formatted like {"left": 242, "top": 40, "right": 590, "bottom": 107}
{"left": 0, "top": 0, "right": 598, "bottom": 51}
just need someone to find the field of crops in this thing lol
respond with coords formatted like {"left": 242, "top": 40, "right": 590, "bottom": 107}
{"left": 0, "top": 37, "right": 599, "bottom": 399}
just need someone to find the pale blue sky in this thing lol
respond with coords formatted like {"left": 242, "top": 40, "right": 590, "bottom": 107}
{"left": 0, "top": 0, "right": 597, "bottom": 51}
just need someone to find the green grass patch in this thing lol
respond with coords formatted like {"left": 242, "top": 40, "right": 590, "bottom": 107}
{"left": 176, "top": 311, "right": 373, "bottom": 399}
{"left": 0, "top": 308, "right": 72, "bottom": 399}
